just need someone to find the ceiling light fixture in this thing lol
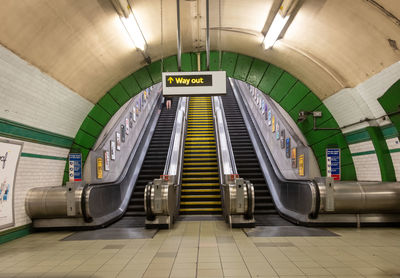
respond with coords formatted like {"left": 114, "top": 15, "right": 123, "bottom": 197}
{"left": 262, "top": 12, "right": 289, "bottom": 49}
{"left": 120, "top": 12, "right": 147, "bottom": 51}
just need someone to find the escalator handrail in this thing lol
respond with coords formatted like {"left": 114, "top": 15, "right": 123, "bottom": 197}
{"left": 212, "top": 96, "right": 238, "bottom": 185}
{"left": 163, "top": 97, "right": 188, "bottom": 186}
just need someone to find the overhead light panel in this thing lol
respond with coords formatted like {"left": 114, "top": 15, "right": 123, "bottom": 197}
{"left": 262, "top": 12, "right": 289, "bottom": 49}
{"left": 120, "top": 13, "right": 147, "bottom": 51}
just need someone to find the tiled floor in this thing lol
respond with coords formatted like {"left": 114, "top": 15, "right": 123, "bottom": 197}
{"left": 0, "top": 221, "right": 399, "bottom": 277}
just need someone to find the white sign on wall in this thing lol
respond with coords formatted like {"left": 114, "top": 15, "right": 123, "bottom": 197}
{"left": 0, "top": 140, "right": 22, "bottom": 229}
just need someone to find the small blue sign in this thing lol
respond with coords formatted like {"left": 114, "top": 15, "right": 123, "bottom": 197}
{"left": 69, "top": 153, "right": 82, "bottom": 181}
{"left": 326, "top": 148, "right": 340, "bottom": 180}
{"left": 285, "top": 138, "right": 290, "bottom": 158}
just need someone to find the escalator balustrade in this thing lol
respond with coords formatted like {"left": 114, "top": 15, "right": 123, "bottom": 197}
{"left": 124, "top": 97, "right": 179, "bottom": 217}
{"left": 220, "top": 83, "right": 277, "bottom": 215}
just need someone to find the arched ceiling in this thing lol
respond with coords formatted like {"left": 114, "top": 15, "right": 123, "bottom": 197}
{"left": 0, "top": 0, "right": 399, "bottom": 103}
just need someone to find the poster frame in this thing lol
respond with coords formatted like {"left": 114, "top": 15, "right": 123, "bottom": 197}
{"left": 0, "top": 139, "right": 23, "bottom": 230}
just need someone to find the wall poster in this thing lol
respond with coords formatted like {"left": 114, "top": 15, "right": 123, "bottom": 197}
{"left": 133, "top": 107, "right": 137, "bottom": 122}
{"left": 291, "top": 147, "right": 297, "bottom": 168}
{"left": 104, "top": 151, "right": 110, "bottom": 171}
{"left": 326, "top": 148, "right": 341, "bottom": 180}
{"left": 121, "top": 125, "right": 126, "bottom": 142}
{"left": 125, "top": 118, "right": 130, "bottom": 135}
{"left": 285, "top": 138, "right": 290, "bottom": 158}
{"left": 0, "top": 140, "right": 22, "bottom": 229}
{"left": 267, "top": 110, "right": 272, "bottom": 126}
{"left": 280, "top": 130, "right": 285, "bottom": 149}
{"left": 68, "top": 153, "right": 82, "bottom": 182}
{"left": 299, "top": 154, "right": 305, "bottom": 176}
{"left": 129, "top": 112, "right": 134, "bottom": 128}
{"left": 264, "top": 103, "right": 268, "bottom": 120}
{"left": 96, "top": 157, "right": 103, "bottom": 179}
{"left": 110, "top": 141, "right": 116, "bottom": 160}
{"left": 271, "top": 115, "right": 276, "bottom": 132}
{"left": 116, "top": 132, "right": 121, "bottom": 151}
{"left": 276, "top": 122, "right": 280, "bottom": 140}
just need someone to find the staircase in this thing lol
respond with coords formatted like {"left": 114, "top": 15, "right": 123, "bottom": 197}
{"left": 180, "top": 97, "right": 222, "bottom": 215}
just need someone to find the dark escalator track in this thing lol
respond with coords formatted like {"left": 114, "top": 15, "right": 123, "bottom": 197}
{"left": 221, "top": 81, "right": 279, "bottom": 222}
{"left": 112, "top": 97, "right": 179, "bottom": 227}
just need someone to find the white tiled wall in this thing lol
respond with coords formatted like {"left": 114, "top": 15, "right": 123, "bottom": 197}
{"left": 0, "top": 44, "right": 95, "bottom": 234}
{"left": 323, "top": 61, "right": 400, "bottom": 133}
{"left": 0, "top": 44, "right": 93, "bottom": 137}
{"left": 386, "top": 138, "right": 400, "bottom": 181}
{"left": 0, "top": 137, "right": 68, "bottom": 232}
{"left": 349, "top": 141, "right": 381, "bottom": 181}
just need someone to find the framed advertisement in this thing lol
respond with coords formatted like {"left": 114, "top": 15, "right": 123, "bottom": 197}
{"left": 121, "top": 125, "right": 126, "bottom": 142}
{"left": 291, "top": 147, "right": 297, "bottom": 168}
{"left": 96, "top": 157, "right": 103, "bottom": 179}
{"left": 280, "top": 130, "right": 285, "bottom": 149}
{"left": 104, "top": 151, "right": 110, "bottom": 171}
{"left": 133, "top": 107, "right": 137, "bottom": 122}
{"left": 125, "top": 118, "right": 129, "bottom": 135}
{"left": 271, "top": 115, "right": 275, "bottom": 132}
{"left": 0, "top": 140, "right": 22, "bottom": 229}
{"left": 267, "top": 110, "right": 272, "bottom": 126}
{"left": 264, "top": 103, "right": 268, "bottom": 120}
{"left": 299, "top": 154, "right": 305, "bottom": 176}
{"left": 110, "top": 141, "right": 116, "bottom": 160}
{"left": 116, "top": 132, "right": 121, "bottom": 151}
{"left": 285, "top": 138, "right": 290, "bottom": 158}
{"left": 276, "top": 122, "right": 280, "bottom": 140}
{"left": 129, "top": 112, "right": 134, "bottom": 128}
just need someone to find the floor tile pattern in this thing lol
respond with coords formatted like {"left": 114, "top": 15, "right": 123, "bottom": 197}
{"left": 0, "top": 221, "right": 399, "bottom": 277}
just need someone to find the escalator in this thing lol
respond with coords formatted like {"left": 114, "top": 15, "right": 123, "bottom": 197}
{"left": 220, "top": 82, "right": 277, "bottom": 218}
{"left": 180, "top": 97, "right": 221, "bottom": 215}
{"left": 119, "top": 97, "right": 179, "bottom": 221}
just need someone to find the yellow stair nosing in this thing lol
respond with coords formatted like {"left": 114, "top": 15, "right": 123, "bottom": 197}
{"left": 181, "top": 195, "right": 221, "bottom": 198}
{"left": 182, "top": 177, "right": 219, "bottom": 181}
{"left": 182, "top": 183, "right": 219, "bottom": 186}
{"left": 180, "top": 208, "right": 222, "bottom": 212}
{"left": 180, "top": 201, "right": 221, "bottom": 205}
{"left": 182, "top": 172, "right": 219, "bottom": 175}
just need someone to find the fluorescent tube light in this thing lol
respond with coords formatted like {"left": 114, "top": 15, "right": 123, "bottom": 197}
{"left": 120, "top": 13, "right": 147, "bottom": 51}
{"left": 263, "top": 13, "right": 289, "bottom": 49}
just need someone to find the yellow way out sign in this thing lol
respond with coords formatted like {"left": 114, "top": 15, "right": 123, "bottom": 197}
{"left": 166, "top": 75, "right": 212, "bottom": 87}
{"left": 162, "top": 71, "right": 226, "bottom": 96}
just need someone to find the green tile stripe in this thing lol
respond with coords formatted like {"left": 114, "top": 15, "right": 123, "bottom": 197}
{"left": 0, "top": 224, "right": 32, "bottom": 245}
{"left": 351, "top": 150, "right": 376, "bottom": 156}
{"left": 344, "top": 124, "right": 398, "bottom": 145}
{"left": 381, "top": 124, "right": 399, "bottom": 139}
{"left": 351, "top": 149, "right": 400, "bottom": 156}
{"left": 0, "top": 118, "right": 73, "bottom": 149}
{"left": 21, "top": 153, "right": 67, "bottom": 161}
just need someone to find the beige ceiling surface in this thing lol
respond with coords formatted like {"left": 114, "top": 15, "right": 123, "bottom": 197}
{"left": 0, "top": 0, "right": 399, "bottom": 103}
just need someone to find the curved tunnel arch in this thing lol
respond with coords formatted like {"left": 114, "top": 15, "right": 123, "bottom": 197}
{"left": 63, "top": 51, "right": 357, "bottom": 183}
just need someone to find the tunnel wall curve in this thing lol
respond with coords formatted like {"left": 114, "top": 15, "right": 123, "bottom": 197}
{"left": 63, "top": 51, "right": 358, "bottom": 184}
